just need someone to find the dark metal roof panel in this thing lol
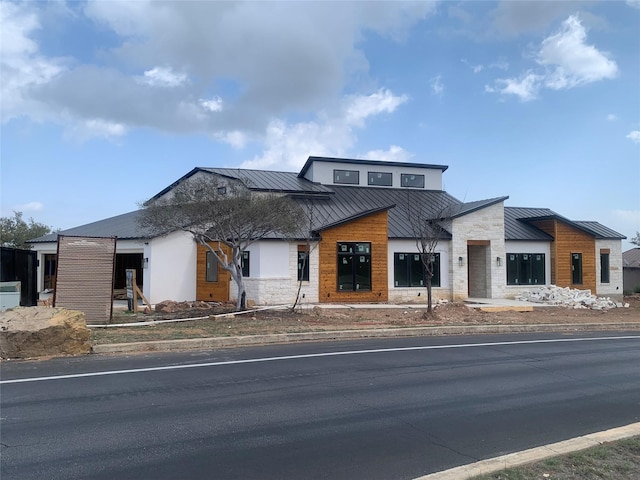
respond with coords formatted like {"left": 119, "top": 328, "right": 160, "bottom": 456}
{"left": 504, "top": 207, "right": 555, "bottom": 241}
{"left": 201, "top": 168, "right": 333, "bottom": 193}
{"left": 573, "top": 221, "right": 626, "bottom": 239}
{"left": 29, "top": 211, "right": 146, "bottom": 243}
{"left": 623, "top": 248, "right": 640, "bottom": 268}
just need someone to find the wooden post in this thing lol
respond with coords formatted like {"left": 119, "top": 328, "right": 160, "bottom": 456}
{"left": 125, "top": 269, "right": 138, "bottom": 312}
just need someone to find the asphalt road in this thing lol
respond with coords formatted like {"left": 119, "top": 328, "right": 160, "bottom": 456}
{"left": 2, "top": 332, "right": 640, "bottom": 480}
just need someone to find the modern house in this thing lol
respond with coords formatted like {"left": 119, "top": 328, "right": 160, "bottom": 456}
{"left": 30, "top": 156, "right": 626, "bottom": 305}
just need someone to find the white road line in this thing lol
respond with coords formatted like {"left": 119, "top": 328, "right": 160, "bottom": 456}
{"left": 2, "top": 335, "right": 639, "bottom": 385}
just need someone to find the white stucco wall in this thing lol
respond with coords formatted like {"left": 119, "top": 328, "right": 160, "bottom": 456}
{"left": 387, "top": 239, "right": 451, "bottom": 303}
{"left": 144, "top": 231, "right": 196, "bottom": 304}
{"left": 504, "top": 241, "right": 552, "bottom": 298}
{"left": 450, "top": 202, "right": 507, "bottom": 300}
{"left": 595, "top": 239, "right": 623, "bottom": 299}
{"left": 231, "top": 240, "right": 319, "bottom": 305}
{"left": 301, "top": 160, "right": 443, "bottom": 190}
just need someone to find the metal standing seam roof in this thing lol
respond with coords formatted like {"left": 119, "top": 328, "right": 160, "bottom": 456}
{"left": 29, "top": 210, "right": 149, "bottom": 243}
{"left": 623, "top": 248, "right": 640, "bottom": 268}
{"left": 573, "top": 221, "right": 626, "bottom": 240}
{"left": 504, "top": 207, "right": 556, "bottom": 241}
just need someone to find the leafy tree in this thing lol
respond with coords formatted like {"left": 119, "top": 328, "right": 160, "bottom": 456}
{"left": 631, "top": 231, "right": 640, "bottom": 246}
{"left": 138, "top": 175, "right": 304, "bottom": 311}
{"left": 0, "top": 211, "right": 52, "bottom": 249}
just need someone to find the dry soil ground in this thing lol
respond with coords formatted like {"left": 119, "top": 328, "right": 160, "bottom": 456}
{"left": 91, "top": 295, "right": 640, "bottom": 346}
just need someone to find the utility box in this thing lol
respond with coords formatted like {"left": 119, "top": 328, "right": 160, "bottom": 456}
{"left": 0, "top": 281, "right": 21, "bottom": 310}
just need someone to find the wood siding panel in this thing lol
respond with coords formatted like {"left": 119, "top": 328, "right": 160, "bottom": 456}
{"left": 318, "top": 211, "right": 389, "bottom": 303}
{"left": 196, "top": 243, "right": 231, "bottom": 302}
{"left": 530, "top": 219, "right": 596, "bottom": 292}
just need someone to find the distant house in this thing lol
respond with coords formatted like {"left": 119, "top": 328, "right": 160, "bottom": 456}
{"left": 623, "top": 248, "right": 640, "bottom": 293}
{"left": 30, "top": 156, "right": 626, "bottom": 305}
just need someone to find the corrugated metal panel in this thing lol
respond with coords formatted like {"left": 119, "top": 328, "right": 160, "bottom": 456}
{"left": 53, "top": 236, "right": 116, "bottom": 323}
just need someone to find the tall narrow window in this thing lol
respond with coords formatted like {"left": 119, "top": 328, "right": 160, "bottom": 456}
{"left": 571, "top": 253, "right": 582, "bottom": 285}
{"left": 297, "top": 249, "right": 310, "bottom": 281}
{"left": 600, "top": 252, "right": 610, "bottom": 283}
{"left": 337, "top": 242, "right": 371, "bottom": 291}
{"left": 205, "top": 251, "right": 218, "bottom": 282}
{"left": 241, "top": 251, "right": 250, "bottom": 277}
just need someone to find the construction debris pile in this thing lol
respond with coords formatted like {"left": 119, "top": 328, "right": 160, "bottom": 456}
{"left": 516, "top": 285, "right": 629, "bottom": 310}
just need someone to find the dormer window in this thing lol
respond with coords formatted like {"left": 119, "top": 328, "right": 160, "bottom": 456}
{"left": 401, "top": 173, "right": 425, "bottom": 188}
{"left": 333, "top": 169, "right": 359, "bottom": 185}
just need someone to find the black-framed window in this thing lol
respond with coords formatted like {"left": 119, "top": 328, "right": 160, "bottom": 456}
{"left": 571, "top": 253, "right": 582, "bottom": 285}
{"left": 206, "top": 251, "right": 218, "bottom": 282}
{"left": 506, "top": 253, "right": 545, "bottom": 285}
{"left": 297, "top": 250, "right": 310, "bottom": 281}
{"left": 368, "top": 171, "right": 392, "bottom": 186}
{"left": 401, "top": 173, "right": 425, "bottom": 188}
{"left": 333, "top": 169, "right": 359, "bottom": 185}
{"left": 600, "top": 252, "right": 610, "bottom": 283}
{"left": 337, "top": 242, "right": 371, "bottom": 291}
{"left": 394, "top": 253, "right": 440, "bottom": 287}
{"left": 241, "top": 251, "right": 250, "bottom": 277}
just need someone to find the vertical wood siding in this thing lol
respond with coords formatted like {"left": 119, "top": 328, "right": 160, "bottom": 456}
{"left": 318, "top": 210, "right": 389, "bottom": 303}
{"left": 530, "top": 219, "right": 596, "bottom": 292}
{"left": 196, "top": 243, "right": 231, "bottom": 302}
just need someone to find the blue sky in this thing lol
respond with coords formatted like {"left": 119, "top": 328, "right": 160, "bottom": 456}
{"left": 2, "top": 1, "right": 639, "bottom": 248}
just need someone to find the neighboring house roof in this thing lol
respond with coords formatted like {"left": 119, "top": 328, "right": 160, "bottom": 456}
{"left": 29, "top": 211, "right": 148, "bottom": 244}
{"left": 298, "top": 156, "right": 449, "bottom": 178}
{"left": 623, "top": 248, "right": 640, "bottom": 268}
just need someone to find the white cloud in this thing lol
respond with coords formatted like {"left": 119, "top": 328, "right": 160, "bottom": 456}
{"left": 487, "top": 15, "right": 618, "bottom": 101}
{"left": 0, "top": 2, "right": 67, "bottom": 123}
{"left": 627, "top": 0, "right": 640, "bottom": 9}
{"left": 15, "top": 202, "right": 44, "bottom": 213}
{"left": 607, "top": 114, "right": 618, "bottom": 122}
{"left": 538, "top": 15, "right": 618, "bottom": 90}
{"left": 241, "top": 89, "right": 409, "bottom": 171}
{"left": 360, "top": 145, "right": 413, "bottom": 163}
{"left": 200, "top": 97, "right": 223, "bottom": 112}
{"left": 138, "top": 67, "right": 188, "bottom": 87}
{"left": 66, "top": 118, "right": 128, "bottom": 141}
{"left": 4, "top": 1, "right": 434, "bottom": 142}
{"left": 343, "top": 89, "right": 409, "bottom": 127}
{"left": 431, "top": 75, "right": 444, "bottom": 95}
{"left": 486, "top": 71, "right": 542, "bottom": 102}
{"left": 627, "top": 131, "right": 640, "bottom": 144}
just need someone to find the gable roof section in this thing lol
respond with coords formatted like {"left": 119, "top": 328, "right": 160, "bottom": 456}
{"left": 573, "top": 221, "right": 626, "bottom": 240}
{"left": 29, "top": 211, "right": 147, "bottom": 244}
{"left": 452, "top": 197, "right": 509, "bottom": 218}
{"left": 504, "top": 207, "right": 556, "bottom": 241}
{"left": 298, "top": 156, "right": 449, "bottom": 178}
{"left": 149, "top": 167, "right": 333, "bottom": 202}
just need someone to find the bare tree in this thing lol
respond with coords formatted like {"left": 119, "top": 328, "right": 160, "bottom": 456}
{"left": 138, "top": 175, "right": 303, "bottom": 311}
{"left": 290, "top": 199, "right": 320, "bottom": 312}
{"left": 405, "top": 194, "right": 453, "bottom": 314}
{"left": 631, "top": 231, "right": 640, "bottom": 247}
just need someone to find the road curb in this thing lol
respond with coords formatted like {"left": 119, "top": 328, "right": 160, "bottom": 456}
{"left": 91, "top": 322, "right": 640, "bottom": 354}
{"left": 414, "top": 422, "right": 640, "bottom": 480}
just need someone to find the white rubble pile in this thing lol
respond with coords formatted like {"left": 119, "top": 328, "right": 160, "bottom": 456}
{"left": 516, "top": 285, "right": 629, "bottom": 310}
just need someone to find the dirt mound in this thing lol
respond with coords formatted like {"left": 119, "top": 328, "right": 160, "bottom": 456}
{"left": 1, "top": 307, "right": 91, "bottom": 359}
